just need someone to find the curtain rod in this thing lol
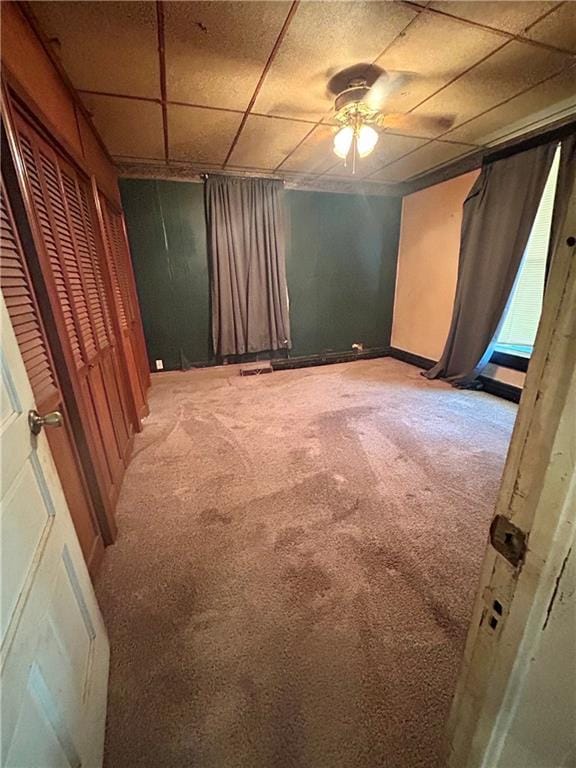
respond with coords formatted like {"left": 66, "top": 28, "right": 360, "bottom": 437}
{"left": 484, "top": 116, "right": 576, "bottom": 166}
{"left": 201, "top": 171, "right": 285, "bottom": 184}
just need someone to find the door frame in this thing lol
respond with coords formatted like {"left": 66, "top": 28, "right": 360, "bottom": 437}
{"left": 445, "top": 166, "right": 576, "bottom": 764}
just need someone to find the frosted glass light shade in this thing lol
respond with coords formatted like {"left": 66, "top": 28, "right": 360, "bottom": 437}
{"left": 333, "top": 126, "right": 353, "bottom": 159}
{"left": 357, "top": 125, "right": 378, "bottom": 157}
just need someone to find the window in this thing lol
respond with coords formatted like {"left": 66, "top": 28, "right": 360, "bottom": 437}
{"left": 494, "top": 146, "right": 560, "bottom": 361}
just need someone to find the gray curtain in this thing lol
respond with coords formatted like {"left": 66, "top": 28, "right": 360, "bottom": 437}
{"left": 205, "top": 175, "right": 291, "bottom": 357}
{"left": 548, "top": 132, "right": 576, "bottom": 270}
{"left": 424, "top": 141, "right": 557, "bottom": 387}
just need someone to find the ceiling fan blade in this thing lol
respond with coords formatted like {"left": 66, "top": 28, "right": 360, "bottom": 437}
{"left": 377, "top": 113, "right": 456, "bottom": 135}
{"left": 363, "top": 72, "right": 410, "bottom": 111}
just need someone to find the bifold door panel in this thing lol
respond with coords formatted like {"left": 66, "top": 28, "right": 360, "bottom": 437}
{"left": 0, "top": 177, "right": 104, "bottom": 575}
{"left": 13, "top": 110, "right": 134, "bottom": 521}
{"left": 99, "top": 196, "right": 149, "bottom": 421}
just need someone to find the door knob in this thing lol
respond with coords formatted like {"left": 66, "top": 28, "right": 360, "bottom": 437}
{"left": 28, "top": 409, "right": 63, "bottom": 436}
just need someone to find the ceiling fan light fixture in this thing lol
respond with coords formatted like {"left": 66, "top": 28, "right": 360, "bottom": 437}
{"left": 333, "top": 125, "right": 354, "bottom": 159}
{"left": 357, "top": 124, "right": 378, "bottom": 158}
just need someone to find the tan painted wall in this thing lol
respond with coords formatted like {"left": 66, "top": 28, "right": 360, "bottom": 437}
{"left": 391, "top": 170, "right": 479, "bottom": 361}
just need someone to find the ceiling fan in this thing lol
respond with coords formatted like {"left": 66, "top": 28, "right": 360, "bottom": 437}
{"left": 327, "top": 64, "right": 454, "bottom": 172}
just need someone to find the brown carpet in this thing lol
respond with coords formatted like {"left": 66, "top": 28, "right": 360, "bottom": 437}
{"left": 96, "top": 358, "right": 516, "bottom": 768}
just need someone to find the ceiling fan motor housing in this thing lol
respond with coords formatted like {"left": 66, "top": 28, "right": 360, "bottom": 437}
{"left": 334, "top": 81, "right": 371, "bottom": 113}
{"left": 334, "top": 77, "right": 382, "bottom": 125}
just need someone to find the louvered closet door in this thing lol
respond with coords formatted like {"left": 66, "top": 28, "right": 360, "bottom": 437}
{"left": 59, "top": 158, "right": 133, "bottom": 457}
{"left": 99, "top": 197, "right": 148, "bottom": 419}
{"left": 118, "top": 213, "right": 151, "bottom": 395}
{"left": 14, "top": 113, "right": 130, "bottom": 512}
{"left": 0, "top": 177, "right": 105, "bottom": 576}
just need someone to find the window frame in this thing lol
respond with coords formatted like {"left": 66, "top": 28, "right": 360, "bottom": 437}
{"left": 490, "top": 348, "right": 529, "bottom": 372}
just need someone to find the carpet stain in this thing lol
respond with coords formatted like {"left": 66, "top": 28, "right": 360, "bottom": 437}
{"left": 274, "top": 526, "right": 305, "bottom": 551}
{"left": 198, "top": 507, "right": 232, "bottom": 526}
{"left": 284, "top": 562, "right": 333, "bottom": 603}
{"left": 96, "top": 358, "right": 516, "bottom": 768}
{"left": 332, "top": 496, "right": 360, "bottom": 522}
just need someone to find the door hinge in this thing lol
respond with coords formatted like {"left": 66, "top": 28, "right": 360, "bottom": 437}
{"left": 489, "top": 515, "right": 527, "bottom": 568}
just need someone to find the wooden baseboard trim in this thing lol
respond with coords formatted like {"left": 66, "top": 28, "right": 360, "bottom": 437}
{"left": 388, "top": 347, "right": 435, "bottom": 370}
{"left": 479, "top": 376, "right": 522, "bottom": 404}
{"left": 389, "top": 347, "right": 522, "bottom": 403}
{"left": 272, "top": 347, "right": 389, "bottom": 371}
{"left": 153, "top": 345, "right": 523, "bottom": 405}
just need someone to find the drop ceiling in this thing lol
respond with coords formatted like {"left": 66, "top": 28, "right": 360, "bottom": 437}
{"left": 31, "top": 0, "right": 576, "bottom": 193}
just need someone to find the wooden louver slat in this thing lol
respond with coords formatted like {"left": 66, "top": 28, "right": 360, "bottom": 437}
{"left": 59, "top": 168, "right": 109, "bottom": 355}
{"left": 17, "top": 129, "right": 84, "bottom": 369}
{"left": 0, "top": 181, "right": 59, "bottom": 407}
{"left": 38, "top": 149, "right": 97, "bottom": 364}
{"left": 80, "top": 180, "right": 114, "bottom": 350}
{"left": 100, "top": 200, "right": 128, "bottom": 330}
{"left": 110, "top": 212, "right": 134, "bottom": 325}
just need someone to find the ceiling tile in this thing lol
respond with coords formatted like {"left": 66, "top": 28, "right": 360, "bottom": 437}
{"left": 321, "top": 156, "right": 383, "bottom": 180}
{"left": 280, "top": 125, "right": 338, "bottom": 174}
{"left": 31, "top": 0, "right": 574, "bottom": 185}
{"left": 32, "top": 1, "right": 160, "bottom": 98}
{"left": 444, "top": 65, "right": 576, "bottom": 144}
{"left": 227, "top": 116, "right": 313, "bottom": 169}
{"left": 410, "top": 40, "right": 572, "bottom": 137}
{"left": 322, "top": 133, "right": 429, "bottom": 179}
{"left": 369, "top": 140, "right": 476, "bottom": 182}
{"left": 429, "top": 2, "right": 557, "bottom": 35}
{"left": 252, "top": 1, "right": 419, "bottom": 121}
{"left": 378, "top": 133, "right": 433, "bottom": 164}
{"left": 164, "top": 1, "right": 291, "bottom": 111}
{"left": 81, "top": 94, "right": 165, "bottom": 159}
{"left": 168, "top": 105, "right": 243, "bottom": 164}
{"left": 525, "top": 3, "right": 576, "bottom": 53}
{"left": 374, "top": 12, "right": 506, "bottom": 114}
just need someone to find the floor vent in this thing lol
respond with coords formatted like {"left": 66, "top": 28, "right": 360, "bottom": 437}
{"left": 239, "top": 361, "right": 273, "bottom": 376}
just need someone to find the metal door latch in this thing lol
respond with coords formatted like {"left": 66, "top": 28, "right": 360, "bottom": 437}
{"left": 490, "top": 514, "right": 527, "bottom": 567}
{"left": 28, "top": 409, "right": 63, "bottom": 436}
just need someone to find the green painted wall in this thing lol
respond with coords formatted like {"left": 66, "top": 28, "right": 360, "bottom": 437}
{"left": 120, "top": 178, "right": 401, "bottom": 370}
{"left": 284, "top": 190, "right": 400, "bottom": 357}
{"left": 120, "top": 179, "right": 210, "bottom": 370}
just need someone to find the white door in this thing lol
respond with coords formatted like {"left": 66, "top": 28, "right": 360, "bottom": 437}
{"left": 1, "top": 293, "right": 109, "bottom": 768}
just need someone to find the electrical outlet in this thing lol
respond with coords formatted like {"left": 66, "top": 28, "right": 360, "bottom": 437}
{"left": 155, "top": 359, "right": 164, "bottom": 371}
